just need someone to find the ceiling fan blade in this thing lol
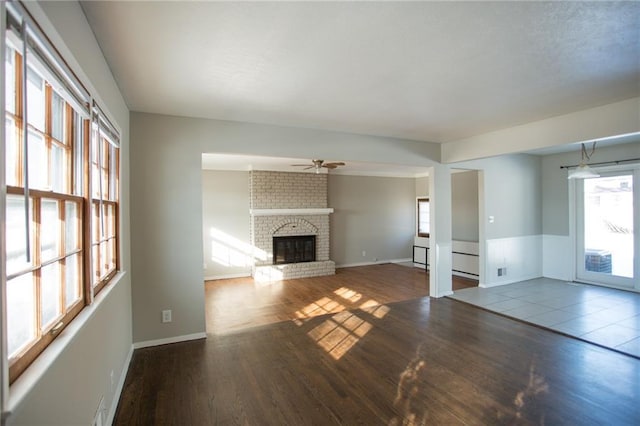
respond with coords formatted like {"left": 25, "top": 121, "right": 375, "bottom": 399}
{"left": 324, "top": 162, "right": 345, "bottom": 167}
{"left": 303, "top": 166, "right": 314, "bottom": 170}
{"left": 323, "top": 164, "right": 338, "bottom": 169}
{"left": 291, "top": 164, "right": 312, "bottom": 166}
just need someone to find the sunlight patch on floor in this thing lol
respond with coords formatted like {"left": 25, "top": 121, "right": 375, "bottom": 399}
{"left": 308, "top": 310, "right": 374, "bottom": 360}
{"left": 334, "top": 287, "right": 362, "bottom": 302}
{"left": 362, "top": 304, "right": 390, "bottom": 319}
{"left": 294, "top": 296, "right": 345, "bottom": 322}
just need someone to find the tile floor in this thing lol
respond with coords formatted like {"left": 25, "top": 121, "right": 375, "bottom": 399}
{"left": 448, "top": 277, "right": 640, "bottom": 358}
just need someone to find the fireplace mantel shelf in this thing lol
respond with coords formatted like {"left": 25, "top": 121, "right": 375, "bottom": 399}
{"left": 250, "top": 208, "right": 334, "bottom": 216}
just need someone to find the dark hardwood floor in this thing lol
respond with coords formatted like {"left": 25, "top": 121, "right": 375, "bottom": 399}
{"left": 115, "top": 266, "right": 639, "bottom": 425}
{"left": 204, "top": 264, "right": 475, "bottom": 335}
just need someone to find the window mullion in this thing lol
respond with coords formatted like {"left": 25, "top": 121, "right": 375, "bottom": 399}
{"left": 33, "top": 198, "right": 42, "bottom": 338}
{"left": 45, "top": 85, "right": 52, "bottom": 191}
{"left": 20, "top": 20, "right": 31, "bottom": 263}
{"left": 59, "top": 200, "right": 66, "bottom": 316}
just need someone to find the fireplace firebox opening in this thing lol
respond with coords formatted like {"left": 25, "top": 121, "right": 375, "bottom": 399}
{"left": 273, "top": 235, "right": 316, "bottom": 265}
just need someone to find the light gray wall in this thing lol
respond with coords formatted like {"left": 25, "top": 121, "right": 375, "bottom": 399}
{"left": 451, "top": 170, "right": 479, "bottom": 242}
{"left": 542, "top": 142, "right": 640, "bottom": 236}
{"left": 328, "top": 175, "right": 415, "bottom": 265}
{"left": 8, "top": 1, "right": 132, "bottom": 425}
{"left": 453, "top": 154, "right": 542, "bottom": 239}
{"left": 415, "top": 176, "right": 428, "bottom": 197}
{"left": 130, "top": 112, "right": 440, "bottom": 343}
{"left": 202, "top": 170, "right": 251, "bottom": 278}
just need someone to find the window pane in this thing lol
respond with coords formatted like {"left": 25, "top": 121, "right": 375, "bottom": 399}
{"left": 92, "top": 166, "right": 100, "bottom": 199}
{"left": 92, "top": 244, "right": 100, "bottom": 284}
{"left": 7, "top": 273, "right": 36, "bottom": 358}
{"left": 41, "top": 262, "right": 62, "bottom": 328}
{"left": 28, "top": 131, "right": 48, "bottom": 190}
{"left": 100, "top": 241, "right": 108, "bottom": 277}
{"left": 41, "top": 199, "right": 60, "bottom": 261}
{"left": 92, "top": 203, "right": 100, "bottom": 242}
{"left": 110, "top": 145, "right": 118, "bottom": 200}
{"left": 5, "top": 48, "right": 16, "bottom": 114}
{"left": 101, "top": 139, "right": 108, "bottom": 168}
{"left": 26, "top": 66, "right": 45, "bottom": 131}
{"left": 73, "top": 114, "right": 84, "bottom": 196}
{"left": 418, "top": 200, "right": 430, "bottom": 235}
{"left": 65, "top": 254, "right": 80, "bottom": 308}
{"left": 65, "top": 201, "right": 79, "bottom": 252}
{"left": 103, "top": 203, "right": 115, "bottom": 238}
{"left": 51, "top": 91, "right": 65, "bottom": 141}
{"left": 584, "top": 175, "right": 634, "bottom": 278}
{"left": 109, "top": 238, "right": 116, "bottom": 271}
{"left": 51, "top": 144, "right": 65, "bottom": 193}
{"left": 6, "top": 196, "right": 33, "bottom": 275}
{"left": 5, "top": 116, "right": 17, "bottom": 186}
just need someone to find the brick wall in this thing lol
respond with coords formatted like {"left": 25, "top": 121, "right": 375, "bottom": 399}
{"left": 250, "top": 171, "right": 327, "bottom": 209}
{"left": 249, "top": 170, "right": 335, "bottom": 280}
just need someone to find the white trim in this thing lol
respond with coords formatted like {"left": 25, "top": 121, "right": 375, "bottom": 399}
{"left": 105, "top": 344, "right": 133, "bottom": 426}
{"left": 204, "top": 273, "right": 251, "bottom": 281}
{"left": 132, "top": 332, "right": 207, "bottom": 350}
{"left": 250, "top": 208, "right": 334, "bottom": 216}
{"left": 479, "top": 273, "right": 541, "bottom": 288}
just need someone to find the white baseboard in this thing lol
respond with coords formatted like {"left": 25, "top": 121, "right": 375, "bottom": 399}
{"left": 132, "top": 332, "right": 207, "bottom": 350}
{"left": 105, "top": 344, "right": 134, "bottom": 426}
{"left": 390, "top": 258, "right": 412, "bottom": 264}
{"left": 204, "top": 272, "right": 251, "bottom": 281}
{"left": 336, "top": 258, "right": 412, "bottom": 268}
{"left": 479, "top": 273, "right": 541, "bottom": 288}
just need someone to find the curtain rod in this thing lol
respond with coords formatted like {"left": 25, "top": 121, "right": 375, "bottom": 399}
{"left": 560, "top": 157, "right": 640, "bottom": 170}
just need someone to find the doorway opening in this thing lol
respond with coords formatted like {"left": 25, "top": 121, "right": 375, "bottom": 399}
{"left": 575, "top": 168, "right": 638, "bottom": 291}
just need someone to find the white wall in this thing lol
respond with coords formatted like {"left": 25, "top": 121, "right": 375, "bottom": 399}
{"left": 130, "top": 112, "right": 441, "bottom": 344}
{"left": 452, "top": 154, "right": 542, "bottom": 286}
{"left": 5, "top": 1, "right": 132, "bottom": 425}
{"left": 202, "top": 171, "right": 251, "bottom": 280}
{"left": 328, "top": 174, "right": 415, "bottom": 266}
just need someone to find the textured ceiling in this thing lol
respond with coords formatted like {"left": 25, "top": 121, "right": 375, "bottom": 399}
{"left": 81, "top": 1, "right": 640, "bottom": 143}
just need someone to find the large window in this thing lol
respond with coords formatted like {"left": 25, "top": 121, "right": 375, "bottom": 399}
{"left": 417, "top": 197, "right": 430, "bottom": 237}
{"left": 91, "top": 118, "right": 119, "bottom": 293}
{"left": 3, "top": 3, "right": 120, "bottom": 384}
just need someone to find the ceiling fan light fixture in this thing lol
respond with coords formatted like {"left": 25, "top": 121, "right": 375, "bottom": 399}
{"left": 567, "top": 142, "right": 599, "bottom": 180}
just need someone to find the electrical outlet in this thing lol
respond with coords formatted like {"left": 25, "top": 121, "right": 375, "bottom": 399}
{"left": 497, "top": 267, "right": 507, "bottom": 277}
{"left": 362, "top": 251, "right": 366, "bottom": 257}
{"left": 110, "top": 370, "right": 114, "bottom": 389}
{"left": 162, "top": 310, "right": 172, "bottom": 323}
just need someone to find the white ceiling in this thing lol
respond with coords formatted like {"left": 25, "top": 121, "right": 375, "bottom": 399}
{"left": 81, "top": 1, "right": 640, "bottom": 144}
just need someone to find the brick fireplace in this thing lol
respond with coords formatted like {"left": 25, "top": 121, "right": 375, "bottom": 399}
{"left": 250, "top": 170, "right": 336, "bottom": 281}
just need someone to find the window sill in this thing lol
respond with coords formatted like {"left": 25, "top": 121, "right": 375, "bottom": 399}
{"left": 6, "top": 270, "right": 128, "bottom": 416}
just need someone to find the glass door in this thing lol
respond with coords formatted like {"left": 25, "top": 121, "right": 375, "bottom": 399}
{"left": 576, "top": 169, "right": 639, "bottom": 289}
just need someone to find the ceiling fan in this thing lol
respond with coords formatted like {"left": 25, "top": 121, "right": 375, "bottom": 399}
{"left": 291, "top": 159, "right": 346, "bottom": 173}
